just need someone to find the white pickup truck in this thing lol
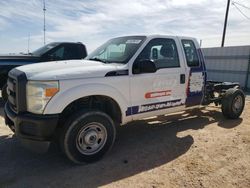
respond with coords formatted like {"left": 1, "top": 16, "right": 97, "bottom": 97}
{"left": 4, "top": 35, "right": 245, "bottom": 164}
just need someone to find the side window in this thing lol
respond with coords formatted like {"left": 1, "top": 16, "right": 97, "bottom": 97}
{"left": 181, "top": 40, "right": 200, "bottom": 67}
{"left": 50, "top": 46, "right": 65, "bottom": 60}
{"left": 78, "top": 45, "right": 87, "bottom": 58}
{"left": 49, "top": 45, "right": 82, "bottom": 60}
{"left": 136, "top": 38, "right": 180, "bottom": 69}
{"left": 63, "top": 45, "right": 79, "bottom": 60}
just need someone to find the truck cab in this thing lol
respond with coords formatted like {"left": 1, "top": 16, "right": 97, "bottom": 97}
{"left": 4, "top": 35, "right": 245, "bottom": 164}
{"left": 0, "top": 42, "right": 87, "bottom": 101}
{"left": 127, "top": 36, "right": 206, "bottom": 119}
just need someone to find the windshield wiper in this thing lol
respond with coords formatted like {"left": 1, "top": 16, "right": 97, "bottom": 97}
{"left": 89, "top": 57, "right": 109, "bottom": 64}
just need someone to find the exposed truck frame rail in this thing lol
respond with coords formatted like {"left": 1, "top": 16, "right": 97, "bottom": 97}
{"left": 203, "top": 81, "right": 241, "bottom": 105}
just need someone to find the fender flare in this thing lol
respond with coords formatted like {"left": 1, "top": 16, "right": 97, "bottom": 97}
{"left": 43, "top": 83, "right": 128, "bottom": 121}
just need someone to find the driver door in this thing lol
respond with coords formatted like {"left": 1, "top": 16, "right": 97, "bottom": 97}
{"left": 128, "top": 37, "right": 186, "bottom": 120}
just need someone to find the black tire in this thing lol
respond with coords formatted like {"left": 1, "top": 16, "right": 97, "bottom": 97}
{"left": 60, "top": 110, "right": 116, "bottom": 164}
{"left": 221, "top": 88, "right": 245, "bottom": 119}
{"left": 1, "top": 84, "right": 8, "bottom": 102}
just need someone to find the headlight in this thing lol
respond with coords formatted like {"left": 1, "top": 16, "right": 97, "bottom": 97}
{"left": 26, "top": 81, "right": 59, "bottom": 114}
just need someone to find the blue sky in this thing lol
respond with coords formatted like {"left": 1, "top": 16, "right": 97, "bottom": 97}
{"left": 0, "top": 0, "right": 250, "bottom": 54}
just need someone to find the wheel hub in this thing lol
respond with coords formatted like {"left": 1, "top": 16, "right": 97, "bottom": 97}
{"left": 84, "top": 131, "right": 98, "bottom": 145}
{"left": 76, "top": 122, "right": 107, "bottom": 155}
{"left": 233, "top": 95, "right": 243, "bottom": 113}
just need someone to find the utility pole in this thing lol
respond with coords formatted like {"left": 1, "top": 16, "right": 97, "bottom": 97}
{"left": 221, "top": 0, "right": 230, "bottom": 47}
{"left": 43, "top": 0, "right": 46, "bottom": 45}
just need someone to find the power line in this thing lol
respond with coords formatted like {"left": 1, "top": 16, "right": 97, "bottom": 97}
{"left": 232, "top": 2, "right": 250, "bottom": 20}
{"left": 232, "top": 1, "right": 250, "bottom": 10}
{"left": 220, "top": 0, "right": 249, "bottom": 47}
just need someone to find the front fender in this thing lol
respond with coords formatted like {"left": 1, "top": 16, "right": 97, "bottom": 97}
{"left": 43, "top": 83, "right": 129, "bottom": 123}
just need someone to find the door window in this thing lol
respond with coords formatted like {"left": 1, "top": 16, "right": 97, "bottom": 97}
{"left": 181, "top": 40, "right": 200, "bottom": 67}
{"left": 50, "top": 46, "right": 65, "bottom": 60}
{"left": 63, "top": 45, "right": 80, "bottom": 59}
{"left": 48, "top": 45, "right": 81, "bottom": 60}
{"left": 136, "top": 38, "right": 180, "bottom": 69}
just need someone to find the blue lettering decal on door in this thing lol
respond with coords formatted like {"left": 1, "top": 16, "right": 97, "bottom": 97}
{"left": 126, "top": 99, "right": 183, "bottom": 116}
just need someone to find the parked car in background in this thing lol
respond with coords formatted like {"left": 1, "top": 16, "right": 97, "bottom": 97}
{"left": 0, "top": 42, "right": 87, "bottom": 101}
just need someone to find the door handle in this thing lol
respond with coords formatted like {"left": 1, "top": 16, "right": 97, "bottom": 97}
{"left": 180, "top": 74, "right": 185, "bottom": 84}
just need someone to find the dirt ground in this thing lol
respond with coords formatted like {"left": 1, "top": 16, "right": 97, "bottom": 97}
{"left": 0, "top": 96, "right": 250, "bottom": 188}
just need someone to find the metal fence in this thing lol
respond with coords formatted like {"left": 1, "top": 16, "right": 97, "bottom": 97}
{"left": 202, "top": 46, "right": 250, "bottom": 91}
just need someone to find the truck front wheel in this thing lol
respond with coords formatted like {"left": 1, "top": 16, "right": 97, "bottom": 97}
{"left": 221, "top": 88, "right": 245, "bottom": 119}
{"left": 60, "top": 110, "right": 116, "bottom": 164}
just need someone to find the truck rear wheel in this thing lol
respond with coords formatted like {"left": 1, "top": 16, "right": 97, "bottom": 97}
{"left": 60, "top": 110, "right": 116, "bottom": 164}
{"left": 221, "top": 88, "right": 245, "bottom": 119}
{"left": 1, "top": 84, "right": 8, "bottom": 102}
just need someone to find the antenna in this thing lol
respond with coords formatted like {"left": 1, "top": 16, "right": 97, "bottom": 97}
{"left": 28, "top": 33, "right": 30, "bottom": 54}
{"left": 43, "top": 0, "right": 46, "bottom": 45}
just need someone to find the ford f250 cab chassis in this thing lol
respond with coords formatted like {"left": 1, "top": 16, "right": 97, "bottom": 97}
{"left": 4, "top": 35, "right": 245, "bottom": 164}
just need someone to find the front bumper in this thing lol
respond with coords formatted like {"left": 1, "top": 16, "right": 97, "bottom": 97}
{"left": 4, "top": 102, "right": 59, "bottom": 152}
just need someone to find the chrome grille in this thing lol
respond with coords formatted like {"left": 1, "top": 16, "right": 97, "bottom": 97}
{"left": 7, "top": 76, "right": 17, "bottom": 112}
{"left": 7, "top": 69, "right": 27, "bottom": 113}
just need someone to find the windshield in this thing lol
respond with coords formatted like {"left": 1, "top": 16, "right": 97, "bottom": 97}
{"left": 32, "top": 42, "right": 59, "bottom": 56}
{"left": 86, "top": 36, "right": 146, "bottom": 64}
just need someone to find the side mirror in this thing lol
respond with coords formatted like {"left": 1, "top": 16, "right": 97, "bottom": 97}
{"left": 133, "top": 59, "right": 157, "bottom": 74}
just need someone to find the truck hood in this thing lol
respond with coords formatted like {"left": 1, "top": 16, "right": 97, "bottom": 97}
{"left": 16, "top": 59, "right": 126, "bottom": 80}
